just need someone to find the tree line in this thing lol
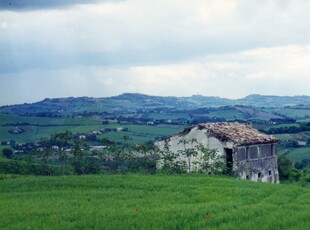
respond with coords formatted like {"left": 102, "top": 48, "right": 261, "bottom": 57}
{"left": 1, "top": 130, "right": 310, "bottom": 184}
{"left": 1, "top": 131, "right": 226, "bottom": 176}
{"left": 266, "top": 122, "right": 310, "bottom": 134}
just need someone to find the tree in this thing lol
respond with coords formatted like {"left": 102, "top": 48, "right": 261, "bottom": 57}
{"left": 53, "top": 131, "right": 72, "bottom": 175}
{"left": 197, "top": 144, "right": 225, "bottom": 174}
{"left": 53, "top": 130, "right": 72, "bottom": 147}
{"left": 38, "top": 137, "right": 50, "bottom": 148}
{"left": 42, "top": 147, "right": 53, "bottom": 175}
{"left": 178, "top": 139, "right": 199, "bottom": 173}
{"left": 39, "top": 147, "right": 52, "bottom": 165}
{"left": 72, "top": 140, "right": 85, "bottom": 175}
{"left": 159, "top": 142, "right": 186, "bottom": 174}
{"left": 57, "top": 149, "right": 68, "bottom": 175}
{"left": 2, "top": 148, "right": 13, "bottom": 159}
{"left": 133, "top": 143, "right": 159, "bottom": 173}
{"left": 278, "top": 155, "right": 293, "bottom": 181}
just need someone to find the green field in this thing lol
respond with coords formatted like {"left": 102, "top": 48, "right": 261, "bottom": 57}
{"left": 0, "top": 113, "right": 103, "bottom": 126}
{"left": 0, "top": 124, "right": 105, "bottom": 143}
{"left": 0, "top": 123, "right": 185, "bottom": 144}
{"left": 274, "top": 131, "right": 310, "bottom": 142}
{"left": 98, "top": 124, "right": 185, "bottom": 144}
{"left": 202, "top": 109, "right": 245, "bottom": 120}
{"left": 146, "top": 112, "right": 190, "bottom": 120}
{"left": 278, "top": 148, "right": 310, "bottom": 163}
{"left": 0, "top": 113, "right": 186, "bottom": 144}
{"left": 0, "top": 174, "right": 309, "bottom": 230}
{"left": 0, "top": 113, "right": 105, "bottom": 143}
{"left": 267, "top": 108, "right": 310, "bottom": 120}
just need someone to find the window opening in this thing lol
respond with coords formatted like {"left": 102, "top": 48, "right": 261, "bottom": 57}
{"left": 258, "top": 172, "right": 262, "bottom": 178}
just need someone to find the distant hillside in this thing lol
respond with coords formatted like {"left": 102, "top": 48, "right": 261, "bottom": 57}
{"left": 238, "top": 94, "right": 310, "bottom": 107}
{"left": 1, "top": 93, "right": 310, "bottom": 116}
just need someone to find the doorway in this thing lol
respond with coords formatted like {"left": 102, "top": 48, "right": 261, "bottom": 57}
{"left": 225, "top": 148, "right": 233, "bottom": 171}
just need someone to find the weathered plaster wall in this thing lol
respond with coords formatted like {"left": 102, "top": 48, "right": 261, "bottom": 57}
{"left": 156, "top": 127, "right": 233, "bottom": 172}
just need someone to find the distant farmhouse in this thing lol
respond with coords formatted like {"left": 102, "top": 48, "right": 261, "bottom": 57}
{"left": 156, "top": 122, "right": 279, "bottom": 183}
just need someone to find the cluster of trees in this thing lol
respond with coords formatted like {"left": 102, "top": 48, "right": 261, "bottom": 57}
{"left": 278, "top": 155, "right": 310, "bottom": 183}
{"left": 267, "top": 122, "right": 310, "bottom": 134}
{"left": 295, "top": 159, "right": 310, "bottom": 170}
{"left": 278, "top": 139, "right": 310, "bottom": 148}
{"left": 0, "top": 132, "right": 227, "bottom": 176}
{"left": 2, "top": 131, "right": 309, "bottom": 184}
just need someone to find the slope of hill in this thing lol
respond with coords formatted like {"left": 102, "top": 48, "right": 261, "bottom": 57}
{"left": 1, "top": 93, "right": 310, "bottom": 117}
{"left": 1, "top": 174, "right": 309, "bottom": 230}
{"left": 238, "top": 94, "right": 310, "bottom": 107}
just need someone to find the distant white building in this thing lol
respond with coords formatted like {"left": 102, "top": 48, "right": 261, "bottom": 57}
{"left": 90, "top": 146, "right": 107, "bottom": 151}
{"left": 116, "top": 127, "right": 124, "bottom": 132}
{"left": 79, "top": 135, "right": 87, "bottom": 140}
{"left": 91, "top": 130, "right": 102, "bottom": 135}
{"left": 297, "top": 141, "right": 307, "bottom": 146}
{"left": 52, "top": 145, "right": 59, "bottom": 150}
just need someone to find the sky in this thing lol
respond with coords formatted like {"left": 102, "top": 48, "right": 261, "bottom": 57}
{"left": 1, "top": 0, "right": 310, "bottom": 105}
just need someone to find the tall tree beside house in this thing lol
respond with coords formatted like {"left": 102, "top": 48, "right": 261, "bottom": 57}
{"left": 159, "top": 142, "right": 186, "bottom": 174}
{"left": 177, "top": 139, "right": 199, "bottom": 173}
{"left": 278, "top": 155, "right": 293, "bottom": 181}
{"left": 196, "top": 144, "right": 225, "bottom": 174}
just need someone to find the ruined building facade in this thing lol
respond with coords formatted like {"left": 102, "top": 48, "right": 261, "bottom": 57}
{"left": 156, "top": 122, "right": 279, "bottom": 183}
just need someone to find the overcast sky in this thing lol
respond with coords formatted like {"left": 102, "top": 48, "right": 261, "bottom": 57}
{"left": 1, "top": 0, "right": 310, "bottom": 105}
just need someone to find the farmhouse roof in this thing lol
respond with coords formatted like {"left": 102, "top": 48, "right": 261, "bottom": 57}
{"left": 175, "top": 122, "right": 278, "bottom": 146}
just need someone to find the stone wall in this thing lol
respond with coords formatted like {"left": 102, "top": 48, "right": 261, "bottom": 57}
{"left": 235, "top": 143, "right": 279, "bottom": 183}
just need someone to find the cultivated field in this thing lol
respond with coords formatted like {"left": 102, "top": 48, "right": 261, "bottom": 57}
{"left": 1, "top": 174, "right": 310, "bottom": 230}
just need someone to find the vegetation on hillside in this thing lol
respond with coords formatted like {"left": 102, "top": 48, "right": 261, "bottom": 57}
{"left": 1, "top": 130, "right": 310, "bottom": 184}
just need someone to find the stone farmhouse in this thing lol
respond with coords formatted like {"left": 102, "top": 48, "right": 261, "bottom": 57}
{"left": 156, "top": 122, "right": 279, "bottom": 183}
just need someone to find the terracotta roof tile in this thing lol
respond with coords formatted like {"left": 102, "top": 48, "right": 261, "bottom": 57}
{"left": 174, "top": 122, "right": 278, "bottom": 145}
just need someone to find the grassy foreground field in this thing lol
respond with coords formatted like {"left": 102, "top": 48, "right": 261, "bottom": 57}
{"left": 1, "top": 174, "right": 310, "bottom": 230}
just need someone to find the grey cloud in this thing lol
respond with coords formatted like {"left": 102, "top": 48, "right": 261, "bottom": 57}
{"left": 0, "top": 38, "right": 267, "bottom": 74}
{"left": 0, "top": 0, "right": 122, "bottom": 11}
{"left": 1, "top": 0, "right": 309, "bottom": 74}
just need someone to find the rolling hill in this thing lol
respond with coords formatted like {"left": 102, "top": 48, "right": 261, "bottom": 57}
{"left": 1, "top": 93, "right": 310, "bottom": 117}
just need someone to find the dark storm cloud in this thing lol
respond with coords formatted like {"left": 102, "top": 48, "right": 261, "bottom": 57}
{"left": 0, "top": 0, "right": 122, "bottom": 11}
